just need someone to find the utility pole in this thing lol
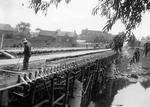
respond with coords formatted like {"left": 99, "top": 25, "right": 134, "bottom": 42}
{"left": 0, "top": 33, "right": 4, "bottom": 49}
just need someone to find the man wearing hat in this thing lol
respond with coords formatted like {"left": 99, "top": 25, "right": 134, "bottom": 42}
{"left": 22, "top": 38, "right": 31, "bottom": 70}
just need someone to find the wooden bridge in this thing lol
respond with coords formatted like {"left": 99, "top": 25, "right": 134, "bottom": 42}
{"left": 0, "top": 49, "right": 117, "bottom": 107}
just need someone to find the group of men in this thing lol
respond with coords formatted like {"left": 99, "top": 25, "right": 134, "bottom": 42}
{"left": 130, "top": 48, "right": 140, "bottom": 65}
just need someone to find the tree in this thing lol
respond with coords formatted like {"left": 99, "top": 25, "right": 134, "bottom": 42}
{"left": 16, "top": 22, "right": 31, "bottom": 37}
{"left": 28, "top": 0, "right": 71, "bottom": 15}
{"left": 126, "top": 32, "right": 137, "bottom": 47}
{"left": 35, "top": 28, "right": 42, "bottom": 31}
{"left": 146, "top": 36, "right": 150, "bottom": 41}
{"left": 111, "top": 32, "right": 126, "bottom": 53}
{"left": 92, "top": 0, "right": 150, "bottom": 33}
{"left": 141, "top": 36, "right": 146, "bottom": 41}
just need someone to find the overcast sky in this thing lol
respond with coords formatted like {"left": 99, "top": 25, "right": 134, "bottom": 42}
{"left": 1, "top": 0, "right": 150, "bottom": 39}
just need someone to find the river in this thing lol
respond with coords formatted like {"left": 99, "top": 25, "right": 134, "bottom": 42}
{"left": 89, "top": 78, "right": 150, "bottom": 107}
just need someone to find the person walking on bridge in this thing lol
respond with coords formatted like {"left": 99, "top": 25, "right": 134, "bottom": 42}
{"left": 22, "top": 38, "right": 31, "bottom": 70}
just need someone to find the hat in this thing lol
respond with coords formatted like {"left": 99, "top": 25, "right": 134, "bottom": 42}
{"left": 23, "top": 38, "right": 28, "bottom": 43}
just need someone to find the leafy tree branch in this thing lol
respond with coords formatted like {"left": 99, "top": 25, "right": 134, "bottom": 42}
{"left": 92, "top": 0, "right": 150, "bottom": 32}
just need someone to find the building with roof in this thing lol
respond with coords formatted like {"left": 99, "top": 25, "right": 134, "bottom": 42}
{"left": 0, "top": 24, "right": 78, "bottom": 48}
{"left": 30, "top": 29, "right": 77, "bottom": 47}
{"left": 38, "top": 30, "right": 56, "bottom": 37}
{"left": 77, "top": 29, "right": 113, "bottom": 48}
{"left": 55, "top": 30, "right": 77, "bottom": 43}
{"left": 79, "top": 29, "right": 113, "bottom": 43}
{"left": 0, "top": 24, "right": 14, "bottom": 33}
{"left": 0, "top": 24, "right": 15, "bottom": 48}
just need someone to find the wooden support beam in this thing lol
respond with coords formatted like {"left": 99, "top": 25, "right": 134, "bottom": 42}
{"left": 0, "top": 90, "right": 9, "bottom": 107}
{"left": 53, "top": 94, "right": 65, "bottom": 105}
{"left": 32, "top": 100, "right": 49, "bottom": 107}
{"left": 50, "top": 77, "right": 54, "bottom": 107}
{"left": 70, "top": 72, "right": 76, "bottom": 98}
{"left": 42, "top": 78, "right": 51, "bottom": 105}
{"left": 64, "top": 72, "right": 69, "bottom": 107}
{"left": 30, "top": 81, "right": 37, "bottom": 106}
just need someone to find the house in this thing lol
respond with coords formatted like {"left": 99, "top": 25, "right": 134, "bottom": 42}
{"left": 79, "top": 29, "right": 113, "bottom": 43}
{"left": 38, "top": 30, "right": 56, "bottom": 37}
{"left": 0, "top": 23, "right": 14, "bottom": 38}
{"left": 77, "top": 29, "right": 113, "bottom": 48}
{"left": 55, "top": 30, "right": 78, "bottom": 47}
{"left": 0, "top": 24, "right": 15, "bottom": 48}
{"left": 29, "top": 30, "right": 57, "bottom": 47}
{"left": 36, "top": 29, "right": 57, "bottom": 42}
{"left": 0, "top": 24, "right": 14, "bottom": 33}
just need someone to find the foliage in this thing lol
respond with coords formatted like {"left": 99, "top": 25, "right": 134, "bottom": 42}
{"left": 111, "top": 32, "right": 126, "bottom": 52}
{"left": 146, "top": 36, "right": 150, "bottom": 40}
{"left": 16, "top": 22, "right": 31, "bottom": 37}
{"left": 28, "top": 0, "right": 71, "bottom": 15}
{"left": 141, "top": 36, "right": 146, "bottom": 41}
{"left": 92, "top": 0, "right": 150, "bottom": 32}
{"left": 126, "top": 32, "right": 137, "bottom": 47}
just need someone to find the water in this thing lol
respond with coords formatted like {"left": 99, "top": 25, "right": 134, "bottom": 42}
{"left": 112, "top": 81, "right": 150, "bottom": 107}
{"left": 91, "top": 78, "right": 150, "bottom": 107}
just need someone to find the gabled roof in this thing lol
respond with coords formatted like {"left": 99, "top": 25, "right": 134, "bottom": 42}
{"left": 0, "top": 24, "right": 14, "bottom": 32}
{"left": 39, "top": 30, "right": 56, "bottom": 36}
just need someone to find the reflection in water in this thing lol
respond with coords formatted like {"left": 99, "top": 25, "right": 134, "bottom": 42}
{"left": 112, "top": 82, "right": 150, "bottom": 107}
{"left": 92, "top": 78, "right": 150, "bottom": 107}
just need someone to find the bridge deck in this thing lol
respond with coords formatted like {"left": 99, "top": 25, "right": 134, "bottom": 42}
{"left": 0, "top": 49, "right": 111, "bottom": 66}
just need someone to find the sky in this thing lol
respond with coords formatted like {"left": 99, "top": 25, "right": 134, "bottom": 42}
{"left": 1, "top": 0, "right": 150, "bottom": 39}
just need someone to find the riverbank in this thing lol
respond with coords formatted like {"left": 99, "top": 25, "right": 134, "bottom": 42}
{"left": 110, "top": 47, "right": 150, "bottom": 83}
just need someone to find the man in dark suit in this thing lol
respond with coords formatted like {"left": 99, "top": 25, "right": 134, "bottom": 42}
{"left": 22, "top": 38, "right": 31, "bottom": 70}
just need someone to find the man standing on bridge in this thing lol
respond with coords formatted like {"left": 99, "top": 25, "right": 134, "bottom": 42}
{"left": 22, "top": 38, "right": 31, "bottom": 70}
